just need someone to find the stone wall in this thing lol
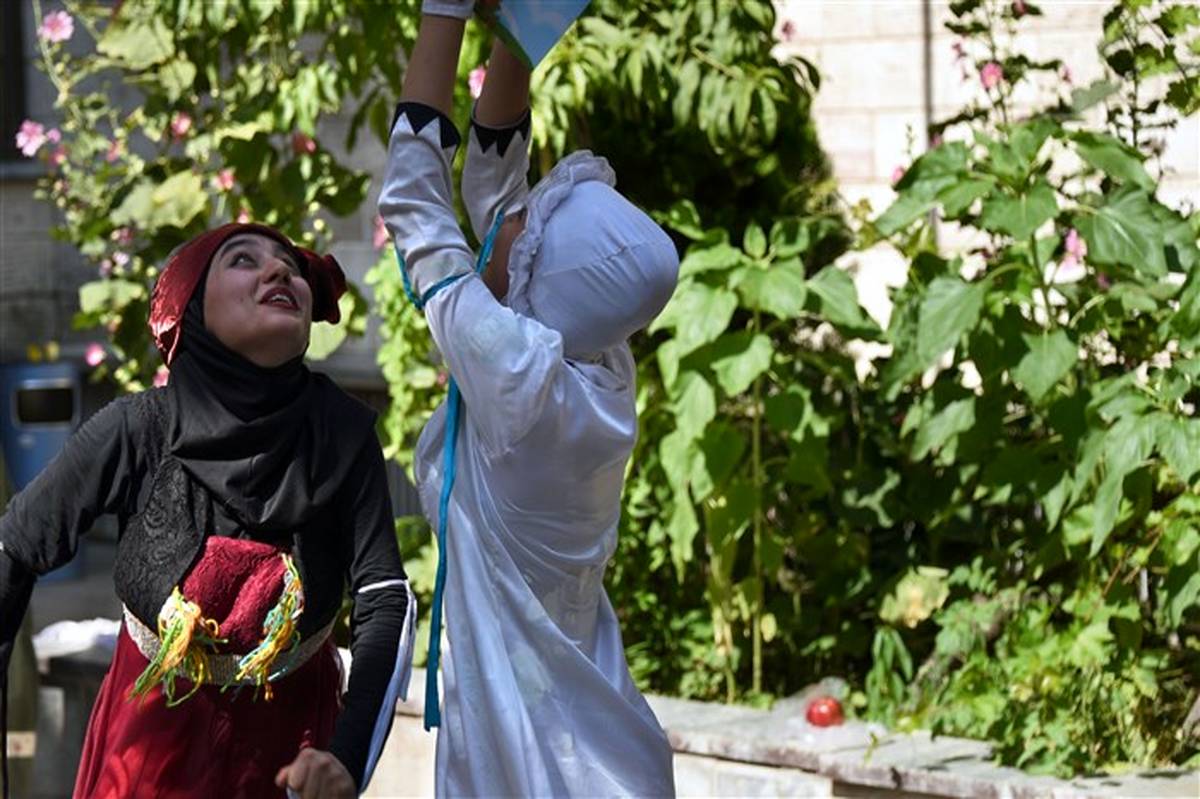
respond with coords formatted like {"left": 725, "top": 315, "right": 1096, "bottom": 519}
{"left": 775, "top": 0, "right": 1197, "bottom": 331}
{"left": 774, "top": 0, "right": 1198, "bottom": 216}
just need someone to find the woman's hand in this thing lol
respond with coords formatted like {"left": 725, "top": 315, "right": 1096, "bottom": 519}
{"left": 275, "top": 748, "right": 355, "bottom": 799}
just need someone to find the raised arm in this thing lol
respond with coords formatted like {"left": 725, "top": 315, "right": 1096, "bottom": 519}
{"left": 378, "top": 4, "right": 568, "bottom": 457}
{"left": 462, "top": 38, "right": 533, "bottom": 240}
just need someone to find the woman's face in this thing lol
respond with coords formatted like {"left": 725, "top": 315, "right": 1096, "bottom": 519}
{"left": 203, "top": 233, "right": 312, "bottom": 367}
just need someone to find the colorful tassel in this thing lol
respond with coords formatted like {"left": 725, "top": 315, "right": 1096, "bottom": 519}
{"left": 128, "top": 587, "right": 223, "bottom": 707}
{"left": 228, "top": 554, "right": 304, "bottom": 700}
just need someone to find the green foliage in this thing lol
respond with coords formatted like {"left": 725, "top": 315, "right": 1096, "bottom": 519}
{"left": 27, "top": 0, "right": 1200, "bottom": 779}
{"left": 859, "top": 0, "right": 1200, "bottom": 776}
{"left": 30, "top": 0, "right": 422, "bottom": 388}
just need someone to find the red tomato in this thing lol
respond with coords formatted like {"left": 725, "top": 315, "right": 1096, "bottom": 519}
{"left": 805, "top": 696, "right": 844, "bottom": 727}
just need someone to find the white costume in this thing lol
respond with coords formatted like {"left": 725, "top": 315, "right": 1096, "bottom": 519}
{"left": 379, "top": 102, "right": 678, "bottom": 797}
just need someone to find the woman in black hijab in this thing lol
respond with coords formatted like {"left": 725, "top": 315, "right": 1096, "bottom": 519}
{"left": 0, "top": 224, "right": 414, "bottom": 799}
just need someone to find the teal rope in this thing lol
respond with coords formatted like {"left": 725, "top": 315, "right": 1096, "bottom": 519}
{"left": 394, "top": 210, "right": 506, "bottom": 731}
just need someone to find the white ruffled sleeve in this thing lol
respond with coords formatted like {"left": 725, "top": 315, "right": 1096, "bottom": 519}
{"left": 461, "top": 108, "right": 532, "bottom": 242}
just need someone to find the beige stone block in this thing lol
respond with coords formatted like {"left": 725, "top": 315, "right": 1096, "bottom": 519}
{"left": 675, "top": 753, "right": 834, "bottom": 797}
{"left": 870, "top": 1, "right": 932, "bottom": 39}
{"left": 1160, "top": 115, "right": 1199, "bottom": 181}
{"left": 874, "top": 110, "right": 927, "bottom": 180}
{"left": 808, "top": 39, "right": 926, "bottom": 111}
{"left": 814, "top": 112, "right": 877, "bottom": 180}
{"left": 1157, "top": 180, "right": 1199, "bottom": 215}
{"left": 1029, "top": 0, "right": 1110, "bottom": 32}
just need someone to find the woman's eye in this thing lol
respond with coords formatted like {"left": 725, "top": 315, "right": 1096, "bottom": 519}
{"left": 234, "top": 252, "right": 255, "bottom": 267}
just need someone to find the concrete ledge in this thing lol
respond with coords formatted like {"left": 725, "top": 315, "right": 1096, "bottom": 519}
{"left": 28, "top": 647, "right": 1200, "bottom": 799}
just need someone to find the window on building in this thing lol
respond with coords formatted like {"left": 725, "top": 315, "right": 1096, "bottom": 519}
{"left": 1, "top": 1, "right": 28, "bottom": 162}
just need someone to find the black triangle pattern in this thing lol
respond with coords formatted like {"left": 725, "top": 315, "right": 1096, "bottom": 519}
{"left": 391, "top": 101, "right": 462, "bottom": 150}
{"left": 471, "top": 110, "right": 531, "bottom": 158}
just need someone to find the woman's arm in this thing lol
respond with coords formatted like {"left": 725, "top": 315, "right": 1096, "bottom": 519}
{"left": 475, "top": 36, "right": 530, "bottom": 127}
{"left": 0, "top": 395, "right": 145, "bottom": 673}
{"left": 378, "top": 5, "right": 567, "bottom": 457}
{"left": 462, "top": 38, "right": 533, "bottom": 240}
{"left": 277, "top": 438, "right": 410, "bottom": 798}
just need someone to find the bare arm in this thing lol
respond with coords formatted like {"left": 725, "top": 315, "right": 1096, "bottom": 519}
{"left": 475, "top": 37, "right": 531, "bottom": 127}
{"left": 399, "top": 13, "right": 467, "bottom": 116}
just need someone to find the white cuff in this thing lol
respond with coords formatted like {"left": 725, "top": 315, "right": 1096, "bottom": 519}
{"left": 422, "top": 0, "right": 474, "bottom": 19}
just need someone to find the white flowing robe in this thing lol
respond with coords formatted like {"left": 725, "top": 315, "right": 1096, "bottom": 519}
{"left": 379, "top": 105, "right": 676, "bottom": 798}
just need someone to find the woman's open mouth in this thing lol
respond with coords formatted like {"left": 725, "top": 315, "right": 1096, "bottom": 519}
{"left": 259, "top": 286, "right": 300, "bottom": 311}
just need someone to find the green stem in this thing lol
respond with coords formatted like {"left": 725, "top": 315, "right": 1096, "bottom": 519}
{"left": 750, "top": 310, "right": 764, "bottom": 697}
{"left": 981, "top": 1, "right": 1010, "bottom": 129}
{"left": 30, "top": 0, "right": 74, "bottom": 107}
{"left": 1030, "top": 233, "right": 1056, "bottom": 330}
{"left": 690, "top": 46, "right": 739, "bottom": 79}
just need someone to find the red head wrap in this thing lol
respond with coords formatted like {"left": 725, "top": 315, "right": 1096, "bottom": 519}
{"left": 149, "top": 223, "right": 346, "bottom": 365}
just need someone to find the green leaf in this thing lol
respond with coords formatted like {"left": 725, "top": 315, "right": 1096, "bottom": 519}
{"left": 78, "top": 279, "right": 145, "bottom": 314}
{"left": 112, "top": 172, "right": 208, "bottom": 231}
{"left": 1166, "top": 569, "right": 1200, "bottom": 627}
{"left": 1012, "top": 329, "right": 1077, "bottom": 402}
{"left": 660, "top": 429, "right": 697, "bottom": 494}
{"left": 875, "top": 193, "right": 938, "bottom": 236}
{"left": 1070, "top": 79, "right": 1120, "bottom": 114}
{"left": 912, "top": 397, "right": 976, "bottom": 461}
{"left": 657, "top": 339, "right": 681, "bottom": 391}
{"left": 743, "top": 222, "right": 766, "bottom": 259}
{"left": 660, "top": 199, "right": 705, "bottom": 240}
{"left": 808, "top": 265, "right": 878, "bottom": 335}
{"left": 671, "top": 371, "right": 716, "bottom": 440}
{"left": 1074, "top": 188, "right": 1166, "bottom": 276}
{"left": 1072, "top": 132, "right": 1155, "bottom": 190}
{"left": 733, "top": 259, "right": 807, "bottom": 319}
{"left": 1156, "top": 5, "right": 1200, "bottom": 36}
{"left": 698, "top": 422, "right": 747, "bottom": 495}
{"left": 895, "top": 142, "right": 971, "bottom": 188}
{"left": 679, "top": 241, "right": 743, "bottom": 278}
{"left": 709, "top": 333, "right": 773, "bottom": 396}
{"left": 649, "top": 281, "right": 738, "bottom": 356}
{"left": 159, "top": 58, "right": 198, "bottom": 104}
{"left": 98, "top": 16, "right": 175, "bottom": 69}
{"left": 769, "top": 218, "right": 810, "bottom": 258}
{"left": 1090, "top": 416, "right": 1156, "bottom": 555}
{"left": 1067, "top": 621, "right": 1114, "bottom": 668}
{"left": 306, "top": 291, "right": 364, "bottom": 361}
{"left": 936, "top": 178, "right": 994, "bottom": 218}
{"left": 667, "top": 496, "right": 700, "bottom": 578}
{"left": 916, "top": 277, "right": 986, "bottom": 369}
{"left": 979, "top": 181, "right": 1058, "bottom": 240}
{"left": 1154, "top": 416, "right": 1200, "bottom": 483}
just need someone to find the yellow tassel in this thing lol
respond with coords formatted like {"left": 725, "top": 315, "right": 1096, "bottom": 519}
{"left": 228, "top": 554, "right": 304, "bottom": 701}
{"left": 128, "top": 588, "right": 223, "bottom": 706}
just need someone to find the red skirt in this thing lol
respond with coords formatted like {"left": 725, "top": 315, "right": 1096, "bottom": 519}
{"left": 73, "top": 628, "right": 341, "bottom": 799}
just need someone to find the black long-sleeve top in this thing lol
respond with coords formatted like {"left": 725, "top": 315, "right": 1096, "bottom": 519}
{"left": 0, "top": 388, "right": 408, "bottom": 790}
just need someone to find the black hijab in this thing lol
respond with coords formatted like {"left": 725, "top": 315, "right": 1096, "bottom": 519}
{"left": 165, "top": 283, "right": 375, "bottom": 535}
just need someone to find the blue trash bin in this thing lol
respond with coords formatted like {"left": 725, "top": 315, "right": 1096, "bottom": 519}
{"left": 0, "top": 361, "right": 84, "bottom": 581}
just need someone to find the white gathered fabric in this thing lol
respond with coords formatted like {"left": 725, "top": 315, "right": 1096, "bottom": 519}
{"left": 360, "top": 580, "right": 417, "bottom": 791}
{"left": 381, "top": 108, "right": 678, "bottom": 797}
{"left": 506, "top": 151, "right": 679, "bottom": 359}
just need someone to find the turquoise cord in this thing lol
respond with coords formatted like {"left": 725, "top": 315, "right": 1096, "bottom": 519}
{"left": 393, "top": 210, "right": 506, "bottom": 730}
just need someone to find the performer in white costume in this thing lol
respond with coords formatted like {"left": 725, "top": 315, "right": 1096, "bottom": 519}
{"left": 378, "top": 2, "right": 679, "bottom": 796}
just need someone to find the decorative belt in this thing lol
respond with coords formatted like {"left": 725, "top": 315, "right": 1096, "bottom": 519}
{"left": 123, "top": 606, "right": 334, "bottom": 687}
